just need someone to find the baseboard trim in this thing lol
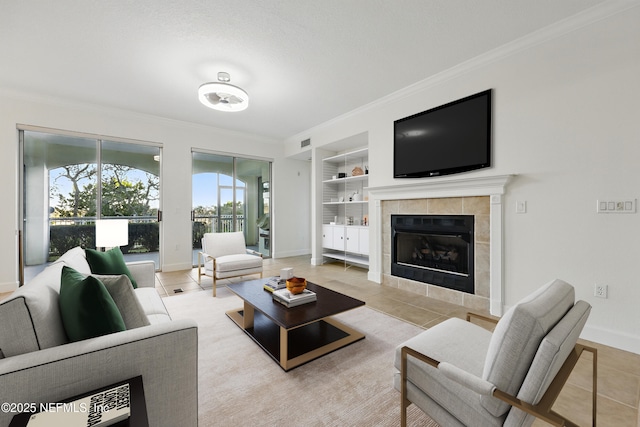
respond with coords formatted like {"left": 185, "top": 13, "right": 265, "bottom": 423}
{"left": 161, "top": 262, "right": 194, "bottom": 272}
{"left": 310, "top": 257, "right": 323, "bottom": 266}
{"left": 272, "top": 249, "right": 310, "bottom": 259}
{"left": 0, "top": 281, "right": 18, "bottom": 294}
{"left": 368, "top": 271, "right": 382, "bottom": 283}
{"left": 582, "top": 324, "right": 640, "bottom": 355}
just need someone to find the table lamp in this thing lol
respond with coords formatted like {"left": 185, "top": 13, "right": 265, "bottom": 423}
{"left": 95, "top": 219, "right": 129, "bottom": 251}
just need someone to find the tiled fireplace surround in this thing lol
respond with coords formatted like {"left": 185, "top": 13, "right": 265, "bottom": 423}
{"left": 367, "top": 175, "right": 512, "bottom": 316}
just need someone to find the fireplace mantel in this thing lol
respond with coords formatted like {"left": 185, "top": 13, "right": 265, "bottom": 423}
{"left": 365, "top": 174, "right": 513, "bottom": 201}
{"left": 366, "top": 174, "right": 513, "bottom": 316}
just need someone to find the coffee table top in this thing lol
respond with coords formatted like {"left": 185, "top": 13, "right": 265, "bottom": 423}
{"left": 226, "top": 279, "right": 365, "bottom": 330}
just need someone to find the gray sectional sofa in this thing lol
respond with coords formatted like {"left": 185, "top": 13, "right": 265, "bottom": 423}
{"left": 0, "top": 247, "right": 198, "bottom": 427}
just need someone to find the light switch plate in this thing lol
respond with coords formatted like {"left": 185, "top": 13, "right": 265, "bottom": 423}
{"left": 597, "top": 199, "right": 636, "bottom": 213}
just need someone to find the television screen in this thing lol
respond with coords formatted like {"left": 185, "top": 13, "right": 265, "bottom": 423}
{"left": 393, "top": 89, "right": 491, "bottom": 178}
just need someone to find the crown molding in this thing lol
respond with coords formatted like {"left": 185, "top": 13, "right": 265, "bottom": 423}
{"left": 287, "top": 0, "right": 638, "bottom": 143}
{"left": 0, "top": 87, "right": 281, "bottom": 145}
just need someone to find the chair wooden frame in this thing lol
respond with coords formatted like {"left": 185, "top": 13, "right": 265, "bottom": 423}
{"left": 401, "top": 313, "right": 598, "bottom": 427}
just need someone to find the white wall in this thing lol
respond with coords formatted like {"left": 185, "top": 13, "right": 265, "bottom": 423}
{"left": 0, "top": 94, "right": 311, "bottom": 292}
{"left": 285, "top": 6, "right": 640, "bottom": 353}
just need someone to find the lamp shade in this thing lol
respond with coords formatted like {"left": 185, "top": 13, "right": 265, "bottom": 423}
{"left": 95, "top": 219, "right": 129, "bottom": 248}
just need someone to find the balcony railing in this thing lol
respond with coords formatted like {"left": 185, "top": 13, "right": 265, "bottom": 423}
{"left": 192, "top": 215, "right": 244, "bottom": 232}
{"left": 48, "top": 215, "right": 246, "bottom": 258}
{"left": 192, "top": 215, "right": 245, "bottom": 249}
{"left": 48, "top": 216, "right": 159, "bottom": 260}
{"left": 49, "top": 216, "right": 157, "bottom": 226}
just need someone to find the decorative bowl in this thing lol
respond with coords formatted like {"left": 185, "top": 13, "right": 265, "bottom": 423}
{"left": 286, "top": 277, "right": 307, "bottom": 294}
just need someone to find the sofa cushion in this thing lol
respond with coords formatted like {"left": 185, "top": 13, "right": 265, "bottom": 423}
{"left": 0, "top": 263, "right": 68, "bottom": 357}
{"left": 95, "top": 274, "right": 150, "bottom": 329}
{"left": 59, "top": 266, "right": 126, "bottom": 342}
{"left": 481, "top": 279, "right": 575, "bottom": 417}
{"left": 215, "top": 254, "right": 263, "bottom": 273}
{"left": 85, "top": 247, "right": 138, "bottom": 288}
{"left": 52, "top": 246, "right": 91, "bottom": 274}
{"left": 394, "top": 318, "right": 501, "bottom": 427}
{"left": 202, "top": 232, "right": 247, "bottom": 259}
{"left": 134, "top": 288, "right": 172, "bottom": 324}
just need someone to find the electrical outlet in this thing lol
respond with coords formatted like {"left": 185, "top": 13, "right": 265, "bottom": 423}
{"left": 594, "top": 284, "right": 608, "bottom": 299}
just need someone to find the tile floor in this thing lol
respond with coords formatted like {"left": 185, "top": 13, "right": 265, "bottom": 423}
{"left": 4, "top": 255, "right": 639, "bottom": 425}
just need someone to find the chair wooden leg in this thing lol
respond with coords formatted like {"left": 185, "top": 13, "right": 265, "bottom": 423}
{"left": 212, "top": 260, "right": 217, "bottom": 297}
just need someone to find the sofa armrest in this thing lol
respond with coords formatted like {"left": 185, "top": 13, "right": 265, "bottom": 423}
{"left": 0, "top": 319, "right": 198, "bottom": 427}
{"left": 439, "top": 362, "right": 496, "bottom": 395}
{"left": 126, "top": 260, "right": 156, "bottom": 288}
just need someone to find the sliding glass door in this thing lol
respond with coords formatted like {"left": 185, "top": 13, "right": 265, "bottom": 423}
{"left": 20, "top": 129, "right": 161, "bottom": 283}
{"left": 236, "top": 157, "right": 271, "bottom": 256}
{"left": 99, "top": 140, "right": 161, "bottom": 264}
{"left": 191, "top": 151, "right": 271, "bottom": 265}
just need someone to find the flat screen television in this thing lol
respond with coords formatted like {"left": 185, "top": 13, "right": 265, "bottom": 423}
{"left": 393, "top": 89, "right": 491, "bottom": 178}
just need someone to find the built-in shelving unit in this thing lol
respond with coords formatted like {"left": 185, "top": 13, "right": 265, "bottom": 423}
{"left": 321, "top": 148, "right": 369, "bottom": 267}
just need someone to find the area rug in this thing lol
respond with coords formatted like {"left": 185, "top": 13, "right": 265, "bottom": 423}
{"left": 162, "top": 287, "right": 439, "bottom": 426}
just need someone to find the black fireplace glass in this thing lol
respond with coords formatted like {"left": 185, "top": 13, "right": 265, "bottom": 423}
{"left": 391, "top": 214, "right": 474, "bottom": 294}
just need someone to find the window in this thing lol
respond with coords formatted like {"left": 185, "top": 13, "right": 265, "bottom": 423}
{"left": 20, "top": 129, "right": 161, "bottom": 283}
{"left": 192, "top": 151, "right": 271, "bottom": 265}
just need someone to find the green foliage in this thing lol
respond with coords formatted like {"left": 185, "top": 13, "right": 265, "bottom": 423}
{"left": 49, "top": 224, "right": 96, "bottom": 258}
{"left": 101, "top": 176, "right": 157, "bottom": 217}
{"left": 192, "top": 221, "right": 207, "bottom": 249}
{"left": 193, "top": 205, "right": 216, "bottom": 217}
{"left": 52, "top": 164, "right": 159, "bottom": 218}
{"left": 49, "top": 223, "right": 160, "bottom": 261}
{"left": 127, "top": 222, "right": 159, "bottom": 253}
{"left": 220, "top": 201, "right": 243, "bottom": 215}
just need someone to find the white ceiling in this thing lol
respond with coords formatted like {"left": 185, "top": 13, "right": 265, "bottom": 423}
{"left": 0, "top": 0, "right": 608, "bottom": 141}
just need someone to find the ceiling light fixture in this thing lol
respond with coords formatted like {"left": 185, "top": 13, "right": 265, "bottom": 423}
{"left": 198, "top": 72, "right": 249, "bottom": 112}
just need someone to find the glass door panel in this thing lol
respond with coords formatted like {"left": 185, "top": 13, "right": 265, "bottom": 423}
{"left": 219, "top": 186, "right": 235, "bottom": 232}
{"left": 235, "top": 157, "right": 271, "bottom": 257}
{"left": 192, "top": 152, "right": 270, "bottom": 265}
{"left": 192, "top": 152, "right": 234, "bottom": 265}
{"left": 101, "top": 140, "right": 161, "bottom": 269}
{"left": 22, "top": 131, "right": 98, "bottom": 282}
{"left": 21, "top": 130, "right": 163, "bottom": 284}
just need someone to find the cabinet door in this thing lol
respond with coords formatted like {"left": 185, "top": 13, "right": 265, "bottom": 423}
{"left": 322, "top": 225, "right": 333, "bottom": 249}
{"left": 359, "top": 228, "right": 369, "bottom": 255}
{"left": 346, "top": 227, "right": 360, "bottom": 253}
{"left": 332, "top": 226, "right": 345, "bottom": 251}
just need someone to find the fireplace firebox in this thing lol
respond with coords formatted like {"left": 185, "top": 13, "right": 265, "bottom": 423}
{"left": 391, "top": 214, "right": 474, "bottom": 294}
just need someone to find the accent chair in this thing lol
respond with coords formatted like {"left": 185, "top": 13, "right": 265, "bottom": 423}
{"left": 197, "top": 231, "right": 263, "bottom": 297}
{"left": 395, "top": 279, "right": 597, "bottom": 427}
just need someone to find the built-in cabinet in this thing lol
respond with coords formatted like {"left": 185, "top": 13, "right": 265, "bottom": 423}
{"left": 321, "top": 148, "right": 369, "bottom": 266}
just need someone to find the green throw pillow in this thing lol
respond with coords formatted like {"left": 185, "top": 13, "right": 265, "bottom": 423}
{"left": 85, "top": 247, "right": 138, "bottom": 288}
{"left": 59, "top": 266, "right": 126, "bottom": 342}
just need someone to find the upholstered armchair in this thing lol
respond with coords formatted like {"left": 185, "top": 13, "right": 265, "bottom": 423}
{"left": 197, "top": 232, "right": 263, "bottom": 297}
{"left": 395, "top": 279, "right": 597, "bottom": 427}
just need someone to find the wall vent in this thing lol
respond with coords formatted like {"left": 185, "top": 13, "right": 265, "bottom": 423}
{"left": 300, "top": 138, "right": 311, "bottom": 148}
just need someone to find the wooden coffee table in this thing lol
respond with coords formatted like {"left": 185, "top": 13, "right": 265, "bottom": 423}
{"left": 226, "top": 279, "right": 365, "bottom": 371}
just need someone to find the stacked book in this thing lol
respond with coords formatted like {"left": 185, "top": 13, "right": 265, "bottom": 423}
{"left": 263, "top": 277, "right": 286, "bottom": 293}
{"left": 272, "top": 288, "right": 317, "bottom": 308}
{"left": 24, "top": 383, "right": 130, "bottom": 427}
